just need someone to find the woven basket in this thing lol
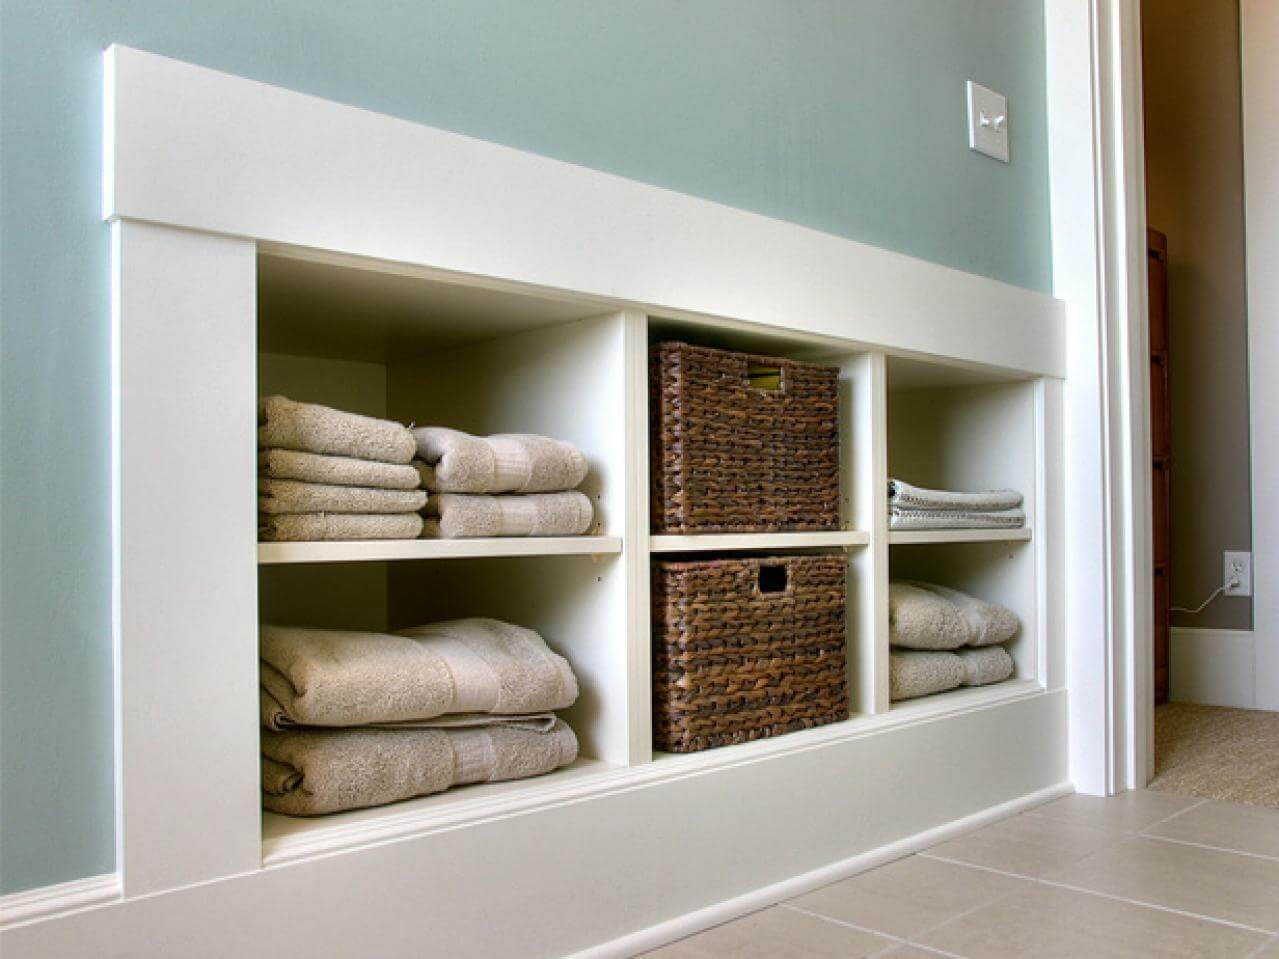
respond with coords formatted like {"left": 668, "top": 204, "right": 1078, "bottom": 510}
{"left": 652, "top": 555, "right": 849, "bottom": 753}
{"left": 650, "top": 341, "right": 841, "bottom": 533}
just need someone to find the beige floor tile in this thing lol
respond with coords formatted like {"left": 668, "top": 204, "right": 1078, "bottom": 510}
{"left": 876, "top": 946, "right": 958, "bottom": 958}
{"left": 1026, "top": 789, "right": 1200, "bottom": 835}
{"left": 787, "top": 855, "right": 1026, "bottom": 939}
{"left": 640, "top": 906, "right": 893, "bottom": 958}
{"left": 922, "top": 811, "right": 1113, "bottom": 878}
{"left": 916, "top": 883, "right": 1267, "bottom": 959}
{"left": 1252, "top": 938, "right": 1279, "bottom": 957}
{"left": 1146, "top": 799, "right": 1279, "bottom": 859}
{"left": 1049, "top": 836, "right": 1279, "bottom": 932}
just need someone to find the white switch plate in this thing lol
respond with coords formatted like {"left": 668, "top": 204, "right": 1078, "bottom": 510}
{"left": 1224, "top": 550, "right": 1252, "bottom": 597}
{"left": 967, "top": 80, "right": 1009, "bottom": 163}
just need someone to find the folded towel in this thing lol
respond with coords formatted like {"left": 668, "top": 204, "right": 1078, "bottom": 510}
{"left": 911, "top": 582, "right": 1020, "bottom": 647}
{"left": 259, "top": 448, "right": 421, "bottom": 490}
{"left": 412, "top": 427, "right": 588, "bottom": 493}
{"left": 422, "top": 491, "right": 594, "bottom": 539}
{"left": 258, "top": 513, "right": 424, "bottom": 542}
{"left": 261, "top": 720, "right": 579, "bottom": 816}
{"left": 889, "top": 650, "right": 966, "bottom": 702}
{"left": 259, "top": 478, "right": 427, "bottom": 516}
{"left": 259, "top": 396, "right": 416, "bottom": 465}
{"left": 888, "top": 479, "right": 1023, "bottom": 512}
{"left": 889, "top": 582, "right": 969, "bottom": 650}
{"left": 958, "top": 646, "right": 1015, "bottom": 686}
{"left": 889, "top": 506, "right": 1026, "bottom": 530}
{"left": 260, "top": 618, "right": 579, "bottom": 729}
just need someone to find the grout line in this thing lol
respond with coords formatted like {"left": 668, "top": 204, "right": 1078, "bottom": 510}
{"left": 1141, "top": 833, "right": 1279, "bottom": 864}
{"left": 1136, "top": 797, "right": 1210, "bottom": 835}
{"left": 1033, "top": 877, "right": 1278, "bottom": 937}
{"left": 780, "top": 904, "right": 967, "bottom": 959}
{"left": 919, "top": 852, "right": 1278, "bottom": 938}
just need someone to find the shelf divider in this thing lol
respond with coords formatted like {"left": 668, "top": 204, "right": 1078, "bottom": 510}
{"left": 648, "top": 530, "right": 870, "bottom": 553}
{"left": 258, "top": 536, "right": 623, "bottom": 565}
{"left": 887, "top": 528, "right": 1032, "bottom": 545}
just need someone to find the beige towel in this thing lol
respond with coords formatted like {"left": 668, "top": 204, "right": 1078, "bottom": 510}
{"left": 259, "top": 478, "right": 427, "bottom": 515}
{"left": 958, "top": 646, "right": 1015, "bottom": 686}
{"left": 260, "top": 619, "right": 579, "bottom": 729}
{"left": 888, "top": 506, "right": 1026, "bottom": 530}
{"left": 888, "top": 479, "right": 1023, "bottom": 512}
{"left": 261, "top": 720, "right": 579, "bottom": 816}
{"left": 889, "top": 582, "right": 969, "bottom": 650}
{"left": 259, "top": 449, "right": 421, "bottom": 490}
{"left": 259, "top": 396, "right": 416, "bottom": 465}
{"left": 422, "top": 491, "right": 594, "bottom": 539}
{"left": 912, "top": 582, "right": 1020, "bottom": 647}
{"left": 889, "top": 650, "right": 967, "bottom": 702}
{"left": 259, "top": 513, "right": 424, "bottom": 542}
{"left": 412, "top": 427, "right": 588, "bottom": 493}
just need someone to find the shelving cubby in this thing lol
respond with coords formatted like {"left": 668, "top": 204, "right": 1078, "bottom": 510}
{"left": 884, "top": 355, "right": 1045, "bottom": 699}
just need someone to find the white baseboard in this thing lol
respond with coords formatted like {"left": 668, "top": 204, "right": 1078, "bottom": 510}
{"left": 0, "top": 875, "right": 121, "bottom": 930}
{"left": 1170, "top": 627, "right": 1256, "bottom": 709}
{"left": 568, "top": 780, "right": 1073, "bottom": 959}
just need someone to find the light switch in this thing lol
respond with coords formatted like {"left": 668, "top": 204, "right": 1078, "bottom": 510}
{"left": 967, "top": 81, "right": 1009, "bottom": 163}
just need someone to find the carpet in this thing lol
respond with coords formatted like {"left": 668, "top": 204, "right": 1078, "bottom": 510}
{"left": 1150, "top": 702, "right": 1279, "bottom": 809}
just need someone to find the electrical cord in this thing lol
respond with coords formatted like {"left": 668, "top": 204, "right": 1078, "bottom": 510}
{"left": 1171, "top": 572, "right": 1241, "bottom": 615}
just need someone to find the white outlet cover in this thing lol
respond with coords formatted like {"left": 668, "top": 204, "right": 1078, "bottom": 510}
{"left": 967, "top": 80, "right": 1009, "bottom": 163}
{"left": 1224, "top": 550, "right": 1253, "bottom": 597}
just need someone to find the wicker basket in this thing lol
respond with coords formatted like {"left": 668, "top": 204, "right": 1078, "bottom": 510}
{"left": 652, "top": 555, "right": 849, "bottom": 753}
{"left": 650, "top": 341, "right": 841, "bottom": 533}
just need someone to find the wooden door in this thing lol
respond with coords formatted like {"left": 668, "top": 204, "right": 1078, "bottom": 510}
{"left": 1149, "top": 228, "right": 1172, "bottom": 704}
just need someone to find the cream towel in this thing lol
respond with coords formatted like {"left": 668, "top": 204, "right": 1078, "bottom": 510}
{"left": 259, "top": 396, "right": 416, "bottom": 465}
{"left": 888, "top": 479, "right": 1023, "bottom": 512}
{"left": 912, "top": 582, "right": 1020, "bottom": 647}
{"left": 889, "top": 582, "right": 969, "bottom": 650}
{"left": 259, "top": 619, "right": 579, "bottom": 729}
{"left": 259, "top": 449, "right": 421, "bottom": 490}
{"left": 422, "top": 491, "right": 593, "bottom": 539}
{"left": 889, "top": 650, "right": 966, "bottom": 702}
{"left": 412, "top": 427, "right": 588, "bottom": 493}
{"left": 958, "top": 646, "right": 1015, "bottom": 686}
{"left": 261, "top": 720, "right": 579, "bottom": 816}
{"left": 259, "top": 478, "right": 426, "bottom": 515}
{"left": 889, "top": 506, "right": 1026, "bottom": 530}
{"left": 258, "top": 513, "right": 424, "bottom": 542}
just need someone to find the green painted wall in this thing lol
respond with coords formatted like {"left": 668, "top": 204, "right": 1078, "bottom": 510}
{"left": 0, "top": 0, "right": 1050, "bottom": 895}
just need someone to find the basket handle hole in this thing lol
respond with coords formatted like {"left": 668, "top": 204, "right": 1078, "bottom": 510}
{"left": 758, "top": 565, "right": 789, "bottom": 593}
{"left": 747, "top": 364, "right": 783, "bottom": 391}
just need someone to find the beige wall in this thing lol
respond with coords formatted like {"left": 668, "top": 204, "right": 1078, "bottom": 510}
{"left": 1142, "top": 0, "right": 1253, "bottom": 630}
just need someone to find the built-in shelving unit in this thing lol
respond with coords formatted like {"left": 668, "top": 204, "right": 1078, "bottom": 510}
{"left": 95, "top": 48, "right": 1070, "bottom": 955}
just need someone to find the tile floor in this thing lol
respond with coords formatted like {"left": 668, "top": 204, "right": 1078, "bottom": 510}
{"left": 641, "top": 791, "right": 1279, "bottom": 958}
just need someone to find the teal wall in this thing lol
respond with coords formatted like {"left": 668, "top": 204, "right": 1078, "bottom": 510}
{"left": 0, "top": 0, "right": 1050, "bottom": 895}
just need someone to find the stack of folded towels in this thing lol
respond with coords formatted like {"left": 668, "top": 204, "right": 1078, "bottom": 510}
{"left": 888, "top": 581, "right": 1020, "bottom": 702}
{"left": 411, "top": 427, "right": 594, "bottom": 539}
{"left": 260, "top": 617, "right": 580, "bottom": 815}
{"left": 888, "top": 479, "right": 1025, "bottom": 531}
{"left": 258, "top": 396, "right": 426, "bottom": 542}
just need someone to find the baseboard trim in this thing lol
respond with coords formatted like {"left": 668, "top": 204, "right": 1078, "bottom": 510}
{"left": 1170, "top": 627, "right": 1256, "bottom": 709}
{"left": 567, "top": 780, "right": 1073, "bottom": 959}
{"left": 0, "top": 874, "right": 121, "bottom": 929}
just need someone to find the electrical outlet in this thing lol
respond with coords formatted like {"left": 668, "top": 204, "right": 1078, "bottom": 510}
{"left": 1224, "top": 550, "right": 1252, "bottom": 597}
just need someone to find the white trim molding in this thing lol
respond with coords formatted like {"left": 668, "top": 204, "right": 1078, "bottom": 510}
{"left": 1043, "top": 0, "right": 1152, "bottom": 794}
{"left": 1241, "top": 0, "right": 1279, "bottom": 711}
{"left": 0, "top": 875, "right": 121, "bottom": 930}
{"left": 1169, "top": 628, "right": 1258, "bottom": 710}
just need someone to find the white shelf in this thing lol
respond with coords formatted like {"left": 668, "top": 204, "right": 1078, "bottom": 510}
{"left": 888, "top": 527, "right": 1032, "bottom": 545}
{"left": 649, "top": 530, "right": 871, "bottom": 553}
{"left": 258, "top": 536, "right": 624, "bottom": 565}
